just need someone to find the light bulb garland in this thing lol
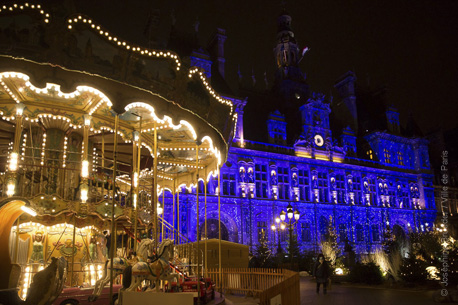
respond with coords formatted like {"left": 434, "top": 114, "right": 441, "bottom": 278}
{"left": 62, "top": 136, "right": 68, "bottom": 168}
{"left": 40, "top": 133, "right": 46, "bottom": 165}
{"left": 66, "top": 14, "right": 181, "bottom": 71}
{"left": 188, "top": 67, "right": 234, "bottom": 114}
{"left": 0, "top": 2, "right": 50, "bottom": 23}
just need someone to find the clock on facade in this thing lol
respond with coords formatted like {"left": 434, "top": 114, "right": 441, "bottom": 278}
{"left": 314, "top": 134, "right": 324, "bottom": 147}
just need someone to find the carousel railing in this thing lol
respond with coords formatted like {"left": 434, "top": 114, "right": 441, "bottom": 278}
{"left": 0, "top": 148, "right": 132, "bottom": 205}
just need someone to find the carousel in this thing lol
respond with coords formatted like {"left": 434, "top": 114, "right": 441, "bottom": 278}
{"left": 0, "top": 2, "right": 235, "bottom": 304}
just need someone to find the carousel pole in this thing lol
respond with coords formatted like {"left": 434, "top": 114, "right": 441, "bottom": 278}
{"left": 177, "top": 186, "right": 180, "bottom": 244}
{"left": 71, "top": 215, "right": 77, "bottom": 287}
{"left": 204, "top": 167, "right": 207, "bottom": 277}
{"left": 196, "top": 142, "right": 201, "bottom": 304}
{"left": 109, "top": 114, "right": 119, "bottom": 305}
{"left": 162, "top": 188, "right": 165, "bottom": 241}
{"left": 133, "top": 116, "right": 142, "bottom": 252}
{"left": 6, "top": 103, "right": 24, "bottom": 197}
{"left": 101, "top": 130, "right": 105, "bottom": 198}
{"left": 218, "top": 166, "right": 222, "bottom": 292}
{"left": 153, "top": 121, "right": 158, "bottom": 251}
{"left": 172, "top": 180, "right": 175, "bottom": 242}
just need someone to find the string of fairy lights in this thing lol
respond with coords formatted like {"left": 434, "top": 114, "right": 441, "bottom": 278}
{"left": 66, "top": 14, "right": 181, "bottom": 71}
{"left": 0, "top": 3, "right": 50, "bottom": 23}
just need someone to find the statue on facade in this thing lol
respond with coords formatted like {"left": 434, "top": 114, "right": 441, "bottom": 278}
{"left": 271, "top": 171, "right": 277, "bottom": 185}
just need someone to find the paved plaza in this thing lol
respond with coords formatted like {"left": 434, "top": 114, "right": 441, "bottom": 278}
{"left": 300, "top": 277, "right": 436, "bottom": 305}
{"left": 223, "top": 277, "right": 437, "bottom": 305}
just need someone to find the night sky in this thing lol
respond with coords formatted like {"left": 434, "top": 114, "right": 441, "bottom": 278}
{"left": 70, "top": 0, "right": 458, "bottom": 134}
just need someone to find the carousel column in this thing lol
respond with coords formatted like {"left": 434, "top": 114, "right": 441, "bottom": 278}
{"left": 196, "top": 142, "right": 201, "bottom": 304}
{"left": 172, "top": 180, "right": 176, "bottom": 242}
{"left": 177, "top": 186, "right": 180, "bottom": 244}
{"left": 79, "top": 115, "right": 91, "bottom": 215}
{"left": 204, "top": 167, "right": 207, "bottom": 277}
{"left": 109, "top": 114, "right": 119, "bottom": 305}
{"left": 132, "top": 129, "right": 140, "bottom": 252}
{"left": 6, "top": 103, "right": 25, "bottom": 196}
{"left": 218, "top": 166, "right": 222, "bottom": 292}
{"left": 153, "top": 121, "right": 158, "bottom": 250}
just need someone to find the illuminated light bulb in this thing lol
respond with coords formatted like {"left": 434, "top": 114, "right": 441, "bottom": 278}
{"left": 6, "top": 182, "right": 15, "bottom": 197}
{"left": 9, "top": 152, "right": 18, "bottom": 171}
{"left": 81, "top": 160, "right": 89, "bottom": 178}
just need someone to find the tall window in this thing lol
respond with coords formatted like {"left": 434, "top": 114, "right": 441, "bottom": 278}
{"left": 335, "top": 174, "right": 346, "bottom": 203}
{"left": 338, "top": 224, "right": 347, "bottom": 242}
{"left": 319, "top": 216, "right": 328, "bottom": 239}
{"left": 278, "top": 167, "right": 290, "bottom": 200}
{"left": 371, "top": 224, "right": 380, "bottom": 242}
{"left": 397, "top": 184, "right": 409, "bottom": 208}
{"left": 301, "top": 223, "right": 311, "bottom": 242}
{"left": 222, "top": 173, "right": 236, "bottom": 196}
{"left": 353, "top": 176, "right": 362, "bottom": 205}
{"left": 257, "top": 221, "right": 267, "bottom": 242}
{"left": 318, "top": 172, "right": 329, "bottom": 203}
{"left": 356, "top": 224, "right": 364, "bottom": 242}
{"left": 298, "top": 169, "right": 310, "bottom": 201}
{"left": 255, "top": 164, "right": 268, "bottom": 198}
{"left": 384, "top": 149, "right": 391, "bottom": 164}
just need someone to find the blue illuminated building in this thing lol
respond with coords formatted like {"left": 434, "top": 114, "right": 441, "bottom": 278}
{"left": 161, "top": 10, "right": 436, "bottom": 254}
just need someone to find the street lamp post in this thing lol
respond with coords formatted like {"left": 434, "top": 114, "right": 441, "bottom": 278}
{"left": 271, "top": 218, "right": 286, "bottom": 253}
{"left": 274, "top": 203, "right": 300, "bottom": 263}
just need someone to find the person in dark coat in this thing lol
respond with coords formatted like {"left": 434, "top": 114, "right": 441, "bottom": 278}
{"left": 313, "top": 253, "right": 330, "bottom": 294}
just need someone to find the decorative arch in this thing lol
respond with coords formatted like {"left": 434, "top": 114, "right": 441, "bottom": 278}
{"left": 0, "top": 199, "right": 29, "bottom": 289}
{"left": 205, "top": 210, "right": 239, "bottom": 243}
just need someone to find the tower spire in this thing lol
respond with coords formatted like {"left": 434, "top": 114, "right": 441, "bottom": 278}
{"left": 273, "top": 10, "right": 305, "bottom": 82}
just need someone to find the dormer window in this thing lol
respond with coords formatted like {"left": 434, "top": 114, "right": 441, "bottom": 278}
{"left": 397, "top": 151, "right": 404, "bottom": 166}
{"left": 383, "top": 149, "right": 391, "bottom": 164}
{"left": 367, "top": 150, "right": 373, "bottom": 160}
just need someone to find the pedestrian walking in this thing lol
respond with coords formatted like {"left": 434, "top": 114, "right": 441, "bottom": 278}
{"left": 313, "top": 253, "right": 330, "bottom": 294}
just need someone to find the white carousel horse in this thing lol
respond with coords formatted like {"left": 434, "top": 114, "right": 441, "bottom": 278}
{"left": 122, "top": 239, "right": 181, "bottom": 292}
{"left": 89, "top": 239, "right": 154, "bottom": 302}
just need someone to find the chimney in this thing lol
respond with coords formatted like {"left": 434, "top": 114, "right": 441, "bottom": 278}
{"left": 334, "top": 71, "right": 358, "bottom": 132}
{"left": 208, "top": 28, "right": 227, "bottom": 78}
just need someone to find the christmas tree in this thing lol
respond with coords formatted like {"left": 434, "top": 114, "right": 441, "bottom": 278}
{"left": 320, "top": 216, "right": 340, "bottom": 268}
{"left": 399, "top": 253, "right": 427, "bottom": 282}
{"left": 382, "top": 223, "right": 395, "bottom": 255}
{"left": 252, "top": 231, "right": 272, "bottom": 268}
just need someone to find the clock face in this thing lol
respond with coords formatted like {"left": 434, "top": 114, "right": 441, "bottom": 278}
{"left": 314, "top": 134, "right": 324, "bottom": 147}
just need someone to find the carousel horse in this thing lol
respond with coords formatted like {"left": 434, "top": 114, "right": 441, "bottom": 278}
{"left": 122, "top": 239, "right": 180, "bottom": 293}
{"left": 16, "top": 256, "right": 66, "bottom": 305}
{"left": 89, "top": 239, "right": 154, "bottom": 302}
